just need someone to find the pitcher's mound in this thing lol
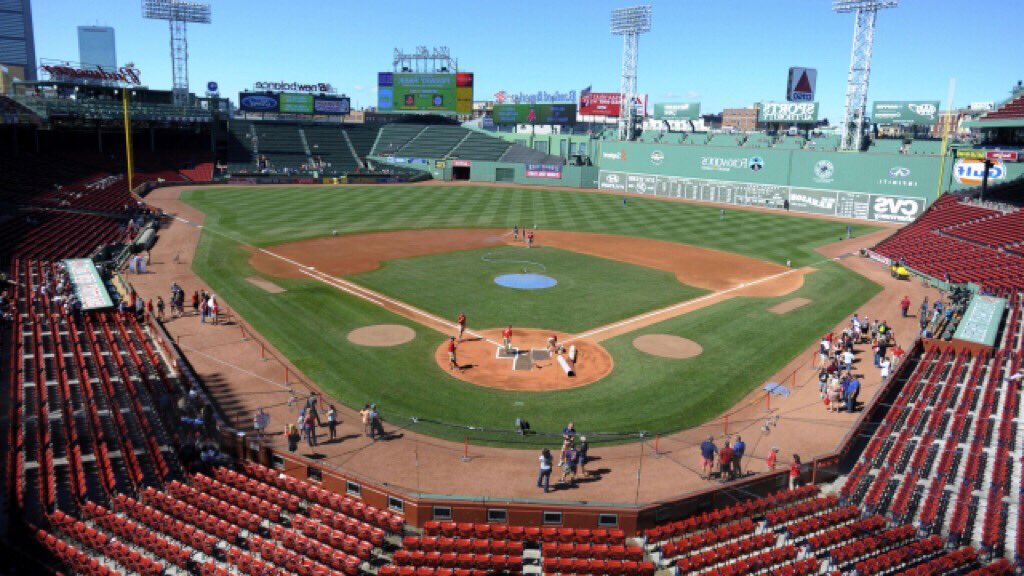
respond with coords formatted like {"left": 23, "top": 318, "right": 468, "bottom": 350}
{"left": 633, "top": 334, "right": 703, "bottom": 359}
{"left": 348, "top": 324, "right": 416, "bottom": 347}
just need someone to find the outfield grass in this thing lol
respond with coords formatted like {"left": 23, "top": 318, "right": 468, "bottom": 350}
{"left": 183, "top": 184, "right": 883, "bottom": 446}
{"left": 182, "top": 185, "right": 877, "bottom": 266}
{"left": 350, "top": 245, "right": 707, "bottom": 333}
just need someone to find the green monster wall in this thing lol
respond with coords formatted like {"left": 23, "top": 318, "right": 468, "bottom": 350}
{"left": 594, "top": 141, "right": 946, "bottom": 223}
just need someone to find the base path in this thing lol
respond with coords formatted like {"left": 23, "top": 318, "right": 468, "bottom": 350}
{"left": 130, "top": 184, "right": 936, "bottom": 506}
{"left": 435, "top": 329, "right": 613, "bottom": 391}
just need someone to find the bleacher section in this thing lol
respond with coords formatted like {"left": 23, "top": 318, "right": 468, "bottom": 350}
{"left": 872, "top": 194, "right": 1024, "bottom": 293}
{"left": 303, "top": 125, "right": 360, "bottom": 174}
{"left": 344, "top": 125, "right": 379, "bottom": 162}
{"left": 979, "top": 93, "right": 1024, "bottom": 121}
{"left": 226, "top": 120, "right": 256, "bottom": 171}
{"left": 399, "top": 125, "right": 470, "bottom": 159}
{"left": 448, "top": 131, "right": 512, "bottom": 161}
{"left": 372, "top": 124, "right": 428, "bottom": 156}
{"left": 252, "top": 123, "right": 308, "bottom": 170}
{"left": 12, "top": 95, "right": 212, "bottom": 123}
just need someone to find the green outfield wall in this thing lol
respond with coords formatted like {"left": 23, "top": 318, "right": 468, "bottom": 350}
{"left": 594, "top": 141, "right": 945, "bottom": 222}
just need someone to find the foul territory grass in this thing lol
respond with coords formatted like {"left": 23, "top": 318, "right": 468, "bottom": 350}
{"left": 350, "top": 245, "right": 706, "bottom": 333}
{"left": 182, "top": 185, "right": 878, "bottom": 266}
{"left": 184, "top": 184, "right": 882, "bottom": 447}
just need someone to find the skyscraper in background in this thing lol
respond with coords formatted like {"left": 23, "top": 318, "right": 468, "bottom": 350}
{"left": 77, "top": 25, "right": 116, "bottom": 71}
{"left": 0, "top": 0, "right": 37, "bottom": 81}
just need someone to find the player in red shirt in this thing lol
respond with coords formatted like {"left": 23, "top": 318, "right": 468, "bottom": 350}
{"left": 456, "top": 312, "right": 467, "bottom": 341}
{"left": 502, "top": 325, "right": 513, "bottom": 353}
{"left": 527, "top": 230, "right": 535, "bottom": 248}
{"left": 447, "top": 337, "right": 460, "bottom": 372}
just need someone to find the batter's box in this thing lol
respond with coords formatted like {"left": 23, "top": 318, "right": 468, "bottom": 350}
{"left": 513, "top": 353, "right": 533, "bottom": 371}
{"left": 496, "top": 346, "right": 519, "bottom": 359}
{"left": 531, "top": 348, "right": 550, "bottom": 361}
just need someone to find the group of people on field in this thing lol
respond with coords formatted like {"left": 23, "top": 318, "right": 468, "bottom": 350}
{"left": 537, "top": 422, "right": 591, "bottom": 493}
{"left": 816, "top": 312, "right": 903, "bottom": 414}
{"left": 155, "top": 282, "right": 221, "bottom": 325}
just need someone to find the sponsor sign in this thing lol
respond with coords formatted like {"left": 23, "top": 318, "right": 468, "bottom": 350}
{"left": 495, "top": 89, "right": 577, "bottom": 104}
{"left": 650, "top": 150, "right": 664, "bottom": 166}
{"left": 758, "top": 101, "right": 819, "bottom": 123}
{"left": 312, "top": 96, "right": 351, "bottom": 115}
{"left": 878, "top": 165, "right": 920, "bottom": 188}
{"left": 598, "top": 169, "right": 928, "bottom": 223}
{"left": 578, "top": 92, "right": 649, "bottom": 117}
{"left": 451, "top": 159, "right": 472, "bottom": 167}
{"left": 955, "top": 148, "right": 986, "bottom": 160}
{"left": 813, "top": 160, "right": 835, "bottom": 183}
{"left": 492, "top": 103, "right": 577, "bottom": 125}
{"left": 525, "top": 163, "right": 563, "bottom": 179}
{"left": 41, "top": 64, "right": 141, "bottom": 85}
{"left": 253, "top": 81, "right": 333, "bottom": 93}
{"left": 601, "top": 150, "right": 626, "bottom": 161}
{"left": 954, "top": 158, "right": 1006, "bottom": 186}
{"left": 869, "top": 194, "right": 926, "bottom": 223}
{"left": 63, "top": 259, "right": 113, "bottom": 310}
{"left": 598, "top": 170, "right": 627, "bottom": 191}
{"left": 871, "top": 101, "right": 941, "bottom": 124}
{"left": 986, "top": 150, "right": 1020, "bottom": 162}
{"left": 653, "top": 102, "right": 701, "bottom": 120}
{"left": 207, "top": 81, "right": 218, "bottom": 92}
{"left": 239, "top": 92, "right": 280, "bottom": 112}
{"left": 435, "top": 161, "right": 446, "bottom": 169}
{"left": 786, "top": 67, "right": 817, "bottom": 102}
{"left": 700, "top": 155, "right": 764, "bottom": 173}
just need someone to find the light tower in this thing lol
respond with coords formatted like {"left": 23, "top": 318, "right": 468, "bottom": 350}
{"left": 610, "top": 5, "right": 651, "bottom": 141}
{"left": 143, "top": 0, "right": 211, "bottom": 106}
{"left": 833, "top": 0, "right": 897, "bottom": 151}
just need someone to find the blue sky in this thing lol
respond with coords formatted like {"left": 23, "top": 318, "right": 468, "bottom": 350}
{"left": 31, "top": 0, "right": 1022, "bottom": 120}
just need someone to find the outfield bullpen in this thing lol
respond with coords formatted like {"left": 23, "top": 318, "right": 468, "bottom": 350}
{"left": 184, "top": 184, "right": 881, "bottom": 445}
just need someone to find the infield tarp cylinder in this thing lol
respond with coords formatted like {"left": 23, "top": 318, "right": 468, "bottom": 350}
{"left": 557, "top": 355, "right": 575, "bottom": 377}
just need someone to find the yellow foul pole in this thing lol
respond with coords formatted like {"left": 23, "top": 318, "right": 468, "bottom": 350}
{"left": 122, "top": 88, "right": 134, "bottom": 193}
{"left": 935, "top": 78, "right": 957, "bottom": 199}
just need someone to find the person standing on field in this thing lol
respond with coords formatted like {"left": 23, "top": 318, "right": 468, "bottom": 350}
{"left": 789, "top": 454, "right": 802, "bottom": 490}
{"left": 537, "top": 449, "right": 553, "bottom": 493}
{"left": 326, "top": 405, "right": 338, "bottom": 441}
{"left": 456, "top": 312, "right": 467, "bottom": 341}
{"left": 502, "top": 324, "right": 513, "bottom": 354}
{"left": 447, "top": 337, "right": 460, "bottom": 371}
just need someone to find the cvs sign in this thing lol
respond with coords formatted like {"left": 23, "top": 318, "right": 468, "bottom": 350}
{"left": 869, "top": 195, "right": 925, "bottom": 223}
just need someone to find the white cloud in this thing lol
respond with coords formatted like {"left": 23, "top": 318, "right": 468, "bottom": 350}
{"left": 354, "top": 85, "right": 366, "bottom": 92}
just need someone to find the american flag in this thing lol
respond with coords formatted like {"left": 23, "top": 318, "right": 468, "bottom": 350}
{"left": 580, "top": 85, "right": 592, "bottom": 105}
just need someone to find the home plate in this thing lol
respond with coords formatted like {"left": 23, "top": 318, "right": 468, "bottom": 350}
{"left": 513, "top": 354, "right": 533, "bottom": 371}
{"left": 496, "top": 346, "right": 519, "bottom": 359}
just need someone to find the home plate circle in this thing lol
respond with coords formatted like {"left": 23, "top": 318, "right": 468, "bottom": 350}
{"left": 494, "top": 273, "right": 557, "bottom": 290}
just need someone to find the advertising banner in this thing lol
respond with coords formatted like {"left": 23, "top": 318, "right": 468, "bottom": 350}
{"left": 758, "top": 101, "right": 819, "bottom": 123}
{"left": 580, "top": 92, "right": 622, "bottom": 117}
{"left": 376, "top": 72, "right": 470, "bottom": 114}
{"left": 63, "top": 259, "right": 113, "bottom": 310}
{"left": 491, "top": 103, "right": 577, "bottom": 125}
{"left": 239, "top": 92, "right": 280, "bottom": 112}
{"left": 868, "top": 194, "right": 927, "bottom": 223}
{"left": 871, "top": 101, "right": 941, "bottom": 124}
{"left": 312, "top": 95, "right": 351, "bottom": 115}
{"left": 525, "top": 163, "right": 562, "bottom": 179}
{"left": 786, "top": 67, "right": 817, "bottom": 102}
{"left": 653, "top": 102, "right": 701, "bottom": 120}
{"left": 279, "top": 93, "right": 313, "bottom": 114}
{"left": 787, "top": 189, "right": 838, "bottom": 216}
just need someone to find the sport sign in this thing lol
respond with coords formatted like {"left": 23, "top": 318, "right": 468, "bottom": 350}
{"left": 758, "top": 101, "right": 819, "bottom": 123}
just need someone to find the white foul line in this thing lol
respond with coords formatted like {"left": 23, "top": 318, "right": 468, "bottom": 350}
{"left": 566, "top": 260, "right": 835, "bottom": 343}
{"left": 173, "top": 214, "right": 499, "bottom": 346}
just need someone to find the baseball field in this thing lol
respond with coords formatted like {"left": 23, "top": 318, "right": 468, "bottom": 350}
{"left": 183, "top": 184, "right": 881, "bottom": 446}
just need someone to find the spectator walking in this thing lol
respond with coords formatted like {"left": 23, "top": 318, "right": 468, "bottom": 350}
{"left": 789, "top": 454, "right": 802, "bottom": 490}
{"left": 537, "top": 449, "right": 553, "bottom": 493}
{"left": 767, "top": 447, "right": 779, "bottom": 471}
{"left": 560, "top": 446, "right": 578, "bottom": 486}
{"left": 286, "top": 424, "right": 300, "bottom": 452}
{"left": 199, "top": 296, "right": 207, "bottom": 323}
{"left": 732, "top": 436, "right": 746, "bottom": 478}
{"left": 562, "top": 422, "right": 577, "bottom": 444}
{"left": 920, "top": 297, "right": 929, "bottom": 320}
{"left": 303, "top": 412, "right": 317, "bottom": 447}
{"left": 370, "top": 405, "right": 385, "bottom": 439}
{"left": 253, "top": 407, "right": 269, "bottom": 441}
{"left": 156, "top": 296, "right": 166, "bottom": 321}
{"left": 900, "top": 295, "right": 911, "bottom": 317}
{"left": 326, "top": 405, "right": 338, "bottom": 441}
{"left": 700, "top": 436, "right": 718, "bottom": 480}
{"left": 846, "top": 377, "right": 861, "bottom": 412}
{"left": 880, "top": 357, "right": 891, "bottom": 382}
{"left": 192, "top": 291, "right": 199, "bottom": 315}
{"left": 841, "top": 349, "right": 854, "bottom": 372}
